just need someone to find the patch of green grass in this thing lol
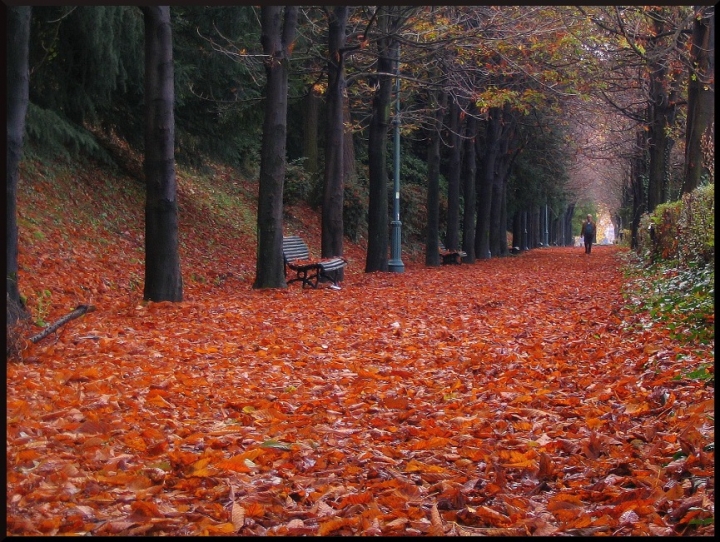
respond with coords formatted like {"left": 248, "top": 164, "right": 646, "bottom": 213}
{"left": 128, "top": 272, "right": 142, "bottom": 291}
{"left": 673, "top": 363, "right": 714, "bottom": 383}
{"left": 622, "top": 259, "right": 714, "bottom": 345}
{"left": 34, "top": 289, "right": 52, "bottom": 327}
{"left": 182, "top": 167, "right": 257, "bottom": 238}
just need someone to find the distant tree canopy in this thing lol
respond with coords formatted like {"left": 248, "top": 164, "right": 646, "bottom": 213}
{"left": 19, "top": 5, "right": 715, "bottom": 256}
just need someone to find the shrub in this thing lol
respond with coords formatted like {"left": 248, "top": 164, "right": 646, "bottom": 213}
{"left": 637, "top": 183, "right": 713, "bottom": 269}
{"left": 284, "top": 158, "right": 319, "bottom": 206}
{"left": 678, "top": 183, "right": 714, "bottom": 268}
{"left": 24, "top": 103, "right": 113, "bottom": 165}
{"left": 343, "top": 180, "right": 368, "bottom": 243}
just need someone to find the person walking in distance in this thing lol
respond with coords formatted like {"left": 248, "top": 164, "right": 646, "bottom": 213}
{"left": 581, "top": 214, "right": 596, "bottom": 254}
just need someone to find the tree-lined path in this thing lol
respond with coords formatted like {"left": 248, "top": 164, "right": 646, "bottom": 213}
{"left": 7, "top": 245, "right": 714, "bottom": 536}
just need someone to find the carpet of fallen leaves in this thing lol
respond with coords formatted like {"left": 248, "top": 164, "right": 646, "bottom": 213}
{"left": 7, "top": 161, "right": 714, "bottom": 536}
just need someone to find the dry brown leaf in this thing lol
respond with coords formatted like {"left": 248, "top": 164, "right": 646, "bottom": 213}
{"left": 7, "top": 177, "right": 714, "bottom": 540}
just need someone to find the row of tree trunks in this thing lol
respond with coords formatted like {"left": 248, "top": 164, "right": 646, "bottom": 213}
{"left": 526, "top": 208, "right": 573, "bottom": 249}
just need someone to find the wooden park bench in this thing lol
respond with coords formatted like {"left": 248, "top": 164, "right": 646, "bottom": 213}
{"left": 439, "top": 241, "right": 467, "bottom": 265}
{"left": 283, "top": 235, "right": 348, "bottom": 289}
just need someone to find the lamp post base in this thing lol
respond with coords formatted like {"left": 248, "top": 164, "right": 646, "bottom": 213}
{"left": 388, "top": 220, "right": 404, "bottom": 273}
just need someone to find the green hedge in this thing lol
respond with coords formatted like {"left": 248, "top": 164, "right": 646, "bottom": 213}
{"left": 678, "top": 184, "right": 715, "bottom": 267}
{"left": 638, "top": 184, "right": 714, "bottom": 268}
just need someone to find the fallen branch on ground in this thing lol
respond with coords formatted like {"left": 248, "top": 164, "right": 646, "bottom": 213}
{"left": 29, "top": 304, "right": 96, "bottom": 343}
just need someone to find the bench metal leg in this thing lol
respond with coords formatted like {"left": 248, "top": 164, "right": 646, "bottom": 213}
{"left": 287, "top": 269, "right": 319, "bottom": 288}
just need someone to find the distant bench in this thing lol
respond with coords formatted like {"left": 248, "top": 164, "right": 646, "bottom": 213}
{"left": 439, "top": 241, "right": 467, "bottom": 265}
{"left": 283, "top": 235, "right": 347, "bottom": 289}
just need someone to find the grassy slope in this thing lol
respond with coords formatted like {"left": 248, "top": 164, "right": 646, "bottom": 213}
{"left": 15, "top": 153, "right": 387, "bottom": 330}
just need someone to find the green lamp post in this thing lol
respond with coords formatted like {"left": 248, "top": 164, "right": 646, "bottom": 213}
{"left": 388, "top": 45, "right": 404, "bottom": 273}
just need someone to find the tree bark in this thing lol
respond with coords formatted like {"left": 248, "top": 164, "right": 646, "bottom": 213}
{"left": 631, "top": 129, "right": 649, "bottom": 249}
{"left": 682, "top": 6, "right": 715, "bottom": 194}
{"left": 490, "top": 104, "right": 519, "bottom": 257}
{"left": 646, "top": 14, "right": 678, "bottom": 213}
{"left": 342, "top": 92, "right": 356, "bottom": 185}
{"left": 511, "top": 211, "right": 521, "bottom": 252}
{"left": 489, "top": 181, "right": 505, "bottom": 256}
{"left": 461, "top": 107, "right": 478, "bottom": 262}
{"left": 475, "top": 106, "right": 501, "bottom": 260}
{"left": 6, "top": 6, "right": 32, "bottom": 326}
{"left": 365, "top": 17, "right": 396, "bottom": 273}
{"left": 425, "top": 90, "right": 447, "bottom": 267}
{"left": 445, "top": 100, "right": 463, "bottom": 251}
{"left": 322, "top": 6, "right": 349, "bottom": 273}
{"left": 142, "top": 6, "right": 182, "bottom": 302}
{"left": 563, "top": 203, "right": 575, "bottom": 246}
{"left": 254, "top": 6, "right": 298, "bottom": 289}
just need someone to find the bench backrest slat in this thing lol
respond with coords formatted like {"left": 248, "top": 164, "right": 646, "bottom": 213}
{"left": 283, "top": 236, "right": 310, "bottom": 261}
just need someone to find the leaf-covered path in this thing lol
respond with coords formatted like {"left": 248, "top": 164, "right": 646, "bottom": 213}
{"left": 7, "top": 246, "right": 714, "bottom": 536}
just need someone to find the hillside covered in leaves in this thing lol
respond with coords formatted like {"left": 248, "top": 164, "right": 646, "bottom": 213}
{"left": 7, "top": 157, "right": 714, "bottom": 536}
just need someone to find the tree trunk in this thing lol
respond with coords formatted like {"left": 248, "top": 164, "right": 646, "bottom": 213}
{"left": 646, "top": 16, "right": 678, "bottom": 213}
{"left": 254, "top": 6, "right": 298, "bottom": 289}
{"left": 489, "top": 181, "right": 507, "bottom": 256}
{"left": 475, "top": 107, "right": 501, "bottom": 260}
{"left": 461, "top": 108, "right": 478, "bottom": 262}
{"left": 490, "top": 135, "right": 516, "bottom": 256}
{"left": 563, "top": 204, "right": 575, "bottom": 246}
{"left": 445, "top": 100, "right": 463, "bottom": 251}
{"left": 322, "top": 6, "right": 348, "bottom": 272}
{"left": 6, "top": 6, "right": 32, "bottom": 326}
{"left": 365, "top": 28, "right": 396, "bottom": 272}
{"left": 302, "top": 85, "right": 322, "bottom": 177}
{"left": 342, "top": 92, "right": 356, "bottom": 185}
{"left": 682, "top": 6, "right": 715, "bottom": 194}
{"left": 631, "top": 129, "right": 648, "bottom": 249}
{"left": 425, "top": 90, "right": 447, "bottom": 267}
{"left": 142, "top": 6, "right": 182, "bottom": 302}
{"left": 511, "top": 211, "right": 521, "bottom": 252}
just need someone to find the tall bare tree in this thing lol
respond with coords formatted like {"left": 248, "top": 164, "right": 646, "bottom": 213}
{"left": 6, "top": 6, "right": 32, "bottom": 326}
{"left": 254, "top": 6, "right": 298, "bottom": 289}
{"left": 444, "top": 100, "right": 463, "bottom": 251}
{"left": 321, "top": 6, "right": 349, "bottom": 272}
{"left": 141, "top": 6, "right": 182, "bottom": 302}
{"left": 682, "top": 5, "right": 715, "bottom": 194}
{"left": 365, "top": 7, "right": 396, "bottom": 272}
{"left": 425, "top": 89, "right": 447, "bottom": 267}
{"left": 461, "top": 104, "right": 478, "bottom": 262}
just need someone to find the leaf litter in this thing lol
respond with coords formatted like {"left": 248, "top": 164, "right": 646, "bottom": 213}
{"left": 7, "top": 163, "right": 714, "bottom": 536}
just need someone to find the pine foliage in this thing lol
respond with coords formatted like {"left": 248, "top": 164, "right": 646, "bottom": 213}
{"left": 24, "top": 103, "right": 113, "bottom": 165}
{"left": 29, "top": 6, "right": 144, "bottom": 128}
